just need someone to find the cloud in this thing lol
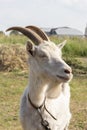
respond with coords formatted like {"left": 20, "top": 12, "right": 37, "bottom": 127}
{"left": 61, "top": 0, "right": 79, "bottom": 6}
{"left": 59, "top": 0, "right": 87, "bottom": 14}
{"left": 61, "top": 0, "right": 87, "bottom": 8}
{"left": 0, "top": 0, "right": 15, "bottom": 2}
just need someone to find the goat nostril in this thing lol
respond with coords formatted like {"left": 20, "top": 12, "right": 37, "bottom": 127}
{"left": 64, "top": 69, "right": 70, "bottom": 74}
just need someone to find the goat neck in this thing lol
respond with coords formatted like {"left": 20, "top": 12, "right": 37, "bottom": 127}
{"left": 28, "top": 66, "right": 63, "bottom": 108}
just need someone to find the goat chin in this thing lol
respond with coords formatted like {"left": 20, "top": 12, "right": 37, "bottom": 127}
{"left": 56, "top": 74, "right": 73, "bottom": 82}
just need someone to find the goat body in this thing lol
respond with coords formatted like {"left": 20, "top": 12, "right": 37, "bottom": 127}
{"left": 6, "top": 26, "right": 73, "bottom": 130}
{"left": 20, "top": 41, "right": 72, "bottom": 130}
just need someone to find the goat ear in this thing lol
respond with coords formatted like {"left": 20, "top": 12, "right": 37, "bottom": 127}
{"left": 26, "top": 41, "right": 35, "bottom": 56}
{"left": 57, "top": 40, "right": 67, "bottom": 49}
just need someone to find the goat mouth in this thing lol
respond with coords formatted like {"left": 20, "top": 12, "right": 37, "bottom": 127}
{"left": 56, "top": 75, "right": 70, "bottom": 81}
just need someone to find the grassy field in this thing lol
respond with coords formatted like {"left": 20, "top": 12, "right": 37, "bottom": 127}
{"left": 0, "top": 72, "right": 87, "bottom": 130}
{"left": 0, "top": 34, "right": 87, "bottom": 57}
{"left": 0, "top": 72, "right": 27, "bottom": 130}
{"left": 0, "top": 35, "right": 87, "bottom": 130}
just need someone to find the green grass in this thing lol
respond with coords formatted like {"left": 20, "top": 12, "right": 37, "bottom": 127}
{"left": 0, "top": 71, "right": 28, "bottom": 130}
{"left": 50, "top": 36, "right": 87, "bottom": 57}
{"left": 0, "top": 34, "right": 87, "bottom": 57}
{"left": 70, "top": 77, "right": 87, "bottom": 130}
{"left": 63, "top": 38, "right": 87, "bottom": 57}
{"left": 0, "top": 72, "right": 87, "bottom": 130}
{"left": 0, "top": 34, "right": 28, "bottom": 45}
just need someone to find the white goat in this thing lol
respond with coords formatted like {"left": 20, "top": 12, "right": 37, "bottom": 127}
{"left": 7, "top": 26, "right": 73, "bottom": 130}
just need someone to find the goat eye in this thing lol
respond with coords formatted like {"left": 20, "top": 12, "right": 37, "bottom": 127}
{"left": 40, "top": 54, "right": 47, "bottom": 58}
{"left": 38, "top": 52, "right": 48, "bottom": 59}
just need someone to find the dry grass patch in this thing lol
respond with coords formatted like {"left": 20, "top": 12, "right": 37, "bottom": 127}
{"left": 0, "top": 44, "right": 28, "bottom": 71}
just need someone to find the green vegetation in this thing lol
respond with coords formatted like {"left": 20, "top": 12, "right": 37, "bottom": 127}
{"left": 0, "top": 72, "right": 87, "bottom": 130}
{"left": 0, "top": 35, "right": 87, "bottom": 130}
{"left": 0, "top": 72, "right": 27, "bottom": 130}
{"left": 70, "top": 77, "right": 87, "bottom": 130}
{"left": 0, "top": 34, "right": 87, "bottom": 57}
{"left": 50, "top": 36, "right": 87, "bottom": 57}
{"left": 0, "top": 34, "right": 28, "bottom": 45}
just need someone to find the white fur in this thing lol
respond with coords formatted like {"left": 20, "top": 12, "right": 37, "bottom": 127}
{"left": 20, "top": 40, "right": 73, "bottom": 130}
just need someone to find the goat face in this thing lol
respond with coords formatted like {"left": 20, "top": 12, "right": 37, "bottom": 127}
{"left": 6, "top": 26, "right": 72, "bottom": 82}
{"left": 27, "top": 40, "right": 72, "bottom": 83}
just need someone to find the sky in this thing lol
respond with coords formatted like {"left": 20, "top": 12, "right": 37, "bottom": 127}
{"left": 0, "top": 0, "right": 87, "bottom": 33}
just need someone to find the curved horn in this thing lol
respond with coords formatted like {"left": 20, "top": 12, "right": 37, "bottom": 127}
{"left": 6, "top": 26, "right": 43, "bottom": 45}
{"left": 26, "top": 25, "right": 50, "bottom": 41}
